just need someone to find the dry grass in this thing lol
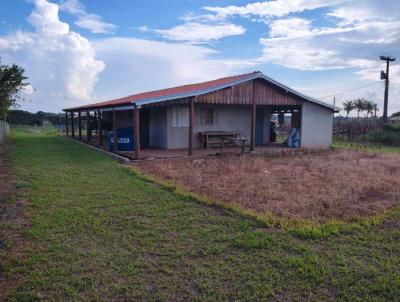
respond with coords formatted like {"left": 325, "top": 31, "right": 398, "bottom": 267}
{"left": 137, "top": 149, "right": 400, "bottom": 222}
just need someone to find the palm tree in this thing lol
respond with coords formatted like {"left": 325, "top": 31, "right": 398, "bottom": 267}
{"left": 342, "top": 100, "right": 355, "bottom": 117}
{"left": 354, "top": 98, "right": 367, "bottom": 119}
{"left": 372, "top": 102, "right": 379, "bottom": 118}
{"left": 365, "top": 100, "right": 374, "bottom": 118}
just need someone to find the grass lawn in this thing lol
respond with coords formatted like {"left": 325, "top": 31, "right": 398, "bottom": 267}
{"left": 1, "top": 131, "right": 400, "bottom": 301}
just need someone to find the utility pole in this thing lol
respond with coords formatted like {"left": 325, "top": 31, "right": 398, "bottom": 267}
{"left": 380, "top": 55, "right": 396, "bottom": 123}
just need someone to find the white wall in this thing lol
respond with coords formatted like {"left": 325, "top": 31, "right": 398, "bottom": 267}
{"left": 165, "top": 104, "right": 272, "bottom": 149}
{"left": 301, "top": 102, "right": 334, "bottom": 148}
{"left": 105, "top": 104, "right": 281, "bottom": 150}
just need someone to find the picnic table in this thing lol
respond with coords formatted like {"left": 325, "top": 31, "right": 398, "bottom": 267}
{"left": 199, "top": 131, "right": 247, "bottom": 155}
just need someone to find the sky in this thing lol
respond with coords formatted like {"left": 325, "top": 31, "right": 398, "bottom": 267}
{"left": 0, "top": 0, "right": 399, "bottom": 116}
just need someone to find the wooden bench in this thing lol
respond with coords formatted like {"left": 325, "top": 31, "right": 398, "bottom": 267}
{"left": 199, "top": 131, "right": 242, "bottom": 149}
{"left": 199, "top": 131, "right": 248, "bottom": 155}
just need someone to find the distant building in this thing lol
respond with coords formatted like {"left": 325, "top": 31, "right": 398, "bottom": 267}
{"left": 389, "top": 116, "right": 400, "bottom": 124}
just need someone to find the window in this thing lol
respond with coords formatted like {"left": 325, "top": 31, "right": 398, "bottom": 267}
{"left": 172, "top": 106, "right": 189, "bottom": 127}
{"left": 205, "top": 108, "right": 214, "bottom": 125}
{"left": 199, "top": 108, "right": 217, "bottom": 126}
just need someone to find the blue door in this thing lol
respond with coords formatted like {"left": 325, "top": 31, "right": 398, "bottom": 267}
{"left": 256, "top": 109, "right": 264, "bottom": 145}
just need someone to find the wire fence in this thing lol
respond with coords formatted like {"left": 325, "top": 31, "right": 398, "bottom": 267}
{"left": 10, "top": 123, "right": 66, "bottom": 136}
{"left": 0, "top": 120, "right": 10, "bottom": 145}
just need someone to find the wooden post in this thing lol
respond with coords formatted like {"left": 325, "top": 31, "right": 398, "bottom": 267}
{"left": 113, "top": 107, "right": 118, "bottom": 152}
{"left": 86, "top": 110, "right": 91, "bottom": 143}
{"left": 188, "top": 97, "right": 195, "bottom": 155}
{"left": 134, "top": 107, "right": 140, "bottom": 159}
{"left": 65, "top": 112, "right": 69, "bottom": 136}
{"left": 94, "top": 110, "right": 97, "bottom": 134}
{"left": 98, "top": 108, "right": 102, "bottom": 147}
{"left": 70, "top": 112, "right": 75, "bottom": 138}
{"left": 250, "top": 80, "right": 256, "bottom": 151}
{"left": 78, "top": 111, "right": 82, "bottom": 140}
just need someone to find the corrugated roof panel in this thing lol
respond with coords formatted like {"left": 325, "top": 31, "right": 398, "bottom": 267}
{"left": 63, "top": 71, "right": 339, "bottom": 111}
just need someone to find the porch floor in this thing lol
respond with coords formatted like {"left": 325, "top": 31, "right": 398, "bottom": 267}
{"left": 69, "top": 133, "right": 291, "bottom": 160}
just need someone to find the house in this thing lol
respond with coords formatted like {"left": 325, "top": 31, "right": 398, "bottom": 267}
{"left": 389, "top": 116, "right": 400, "bottom": 124}
{"left": 63, "top": 71, "right": 339, "bottom": 159}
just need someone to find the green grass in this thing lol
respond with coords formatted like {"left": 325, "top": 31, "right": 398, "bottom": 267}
{"left": 2, "top": 131, "right": 400, "bottom": 301}
{"left": 333, "top": 140, "right": 400, "bottom": 153}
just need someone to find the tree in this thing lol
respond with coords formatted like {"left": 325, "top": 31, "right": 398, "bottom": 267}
{"left": 7, "top": 110, "right": 65, "bottom": 126}
{"left": 342, "top": 100, "right": 355, "bottom": 117}
{"left": 353, "top": 98, "right": 367, "bottom": 119}
{"left": 372, "top": 102, "right": 379, "bottom": 118}
{"left": 365, "top": 100, "right": 374, "bottom": 118}
{"left": 0, "top": 59, "right": 29, "bottom": 120}
{"left": 391, "top": 111, "right": 400, "bottom": 117}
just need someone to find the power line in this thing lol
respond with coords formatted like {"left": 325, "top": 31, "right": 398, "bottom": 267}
{"left": 318, "top": 81, "right": 382, "bottom": 100}
{"left": 28, "top": 99, "right": 62, "bottom": 111}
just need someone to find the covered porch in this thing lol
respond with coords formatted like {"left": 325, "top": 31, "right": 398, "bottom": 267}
{"left": 64, "top": 101, "right": 301, "bottom": 161}
{"left": 71, "top": 133, "right": 291, "bottom": 160}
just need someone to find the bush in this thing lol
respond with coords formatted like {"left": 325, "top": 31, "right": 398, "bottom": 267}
{"left": 364, "top": 125, "right": 400, "bottom": 146}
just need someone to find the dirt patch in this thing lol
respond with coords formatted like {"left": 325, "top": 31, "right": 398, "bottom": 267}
{"left": 0, "top": 142, "right": 30, "bottom": 301}
{"left": 136, "top": 149, "right": 400, "bottom": 222}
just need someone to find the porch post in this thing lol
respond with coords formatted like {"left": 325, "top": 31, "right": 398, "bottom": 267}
{"left": 78, "top": 111, "right": 82, "bottom": 140}
{"left": 134, "top": 107, "right": 141, "bottom": 160}
{"left": 70, "top": 112, "right": 75, "bottom": 138}
{"left": 113, "top": 107, "right": 118, "bottom": 152}
{"left": 65, "top": 112, "right": 69, "bottom": 136}
{"left": 98, "top": 108, "right": 103, "bottom": 147}
{"left": 188, "top": 97, "right": 195, "bottom": 155}
{"left": 250, "top": 80, "right": 256, "bottom": 151}
{"left": 94, "top": 110, "right": 97, "bottom": 134}
{"left": 86, "top": 110, "right": 91, "bottom": 143}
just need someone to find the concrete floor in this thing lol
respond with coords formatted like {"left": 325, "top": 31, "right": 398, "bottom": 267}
{"left": 67, "top": 133, "right": 290, "bottom": 160}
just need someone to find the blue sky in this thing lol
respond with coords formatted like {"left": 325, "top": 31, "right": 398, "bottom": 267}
{"left": 1, "top": 0, "right": 399, "bottom": 115}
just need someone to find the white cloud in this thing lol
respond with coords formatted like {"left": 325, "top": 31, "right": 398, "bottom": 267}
{"left": 92, "top": 37, "right": 255, "bottom": 99}
{"left": 154, "top": 22, "right": 245, "bottom": 43}
{"left": 327, "top": 0, "right": 400, "bottom": 24}
{"left": 133, "top": 25, "right": 149, "bottom": 32}
{"left": 59, "top": 0, "right": 85, "bottom": 15}
{"left": 0, "top": 31, "right": 34, "bottom": 51}
{"left": 28, "top": 0, "right": 69, "bottom": 36}
{"left": 204, "top": 0, "right": 341, "bottom": 19}
{"left": 22, "top": 84, "right": 35, "bottom": 95}
{"left": 258, "top": 15, "right": 400, "bottom": 71}
{"left": 60, "top": 0, "right": 117, "bottom": 34}
{"left": 75, "top": 14, "right": 117, "bottom": 34}
{"left": 0, "top": 0, "right": 105, "bottom": 110}
{"left": 179, "top": 12, "right": 224, "bottom": 23}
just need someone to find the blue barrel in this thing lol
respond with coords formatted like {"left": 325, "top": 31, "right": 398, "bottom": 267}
{"left": 287, "top": 128, "right": 301, "bottom": 148}
{"left": 108, "top": 127, "right": 134, "bottom": 151}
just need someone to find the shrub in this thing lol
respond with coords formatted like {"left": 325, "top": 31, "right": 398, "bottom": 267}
{"left": 365, "top": 125, "right": 400, "bottom": 146}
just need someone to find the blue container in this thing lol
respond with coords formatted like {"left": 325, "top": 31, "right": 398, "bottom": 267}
{"left": 108, "top": 127, "right": 134, "bottom": 151}
{"left": 287, "top": 128, "right": 301, "bottom": 148}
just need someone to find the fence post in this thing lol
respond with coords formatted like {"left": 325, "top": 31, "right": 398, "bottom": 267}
{"left": 0, "top": 120, "right": 10, "bottom": 145}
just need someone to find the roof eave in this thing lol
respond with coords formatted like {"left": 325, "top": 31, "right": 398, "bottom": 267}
{"left": 132, "top": 72, "right": 339, "bottom": 112}
{"left": 64, "top": 71, "right": 339, "bottom": 112}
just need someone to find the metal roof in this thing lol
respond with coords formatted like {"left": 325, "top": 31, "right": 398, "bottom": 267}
{"left": 63, "top": 71, "right": 339, "bottom": 112}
